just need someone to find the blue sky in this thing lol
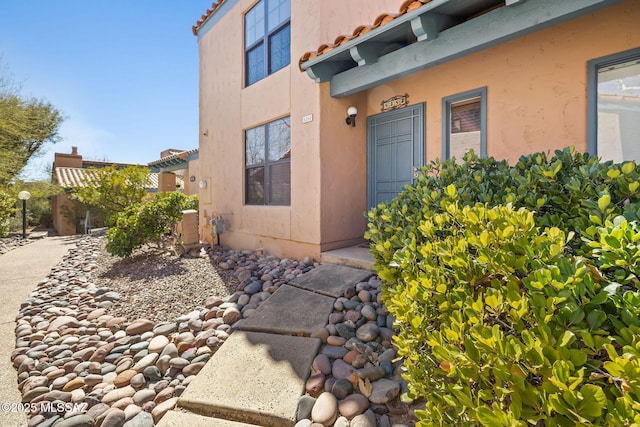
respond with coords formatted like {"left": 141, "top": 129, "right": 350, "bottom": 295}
{"left": 0, "top": 1, "right": 212, "bottom": 180}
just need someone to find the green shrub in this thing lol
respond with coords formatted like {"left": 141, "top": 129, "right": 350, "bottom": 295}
{"left": 380, "top": 202, "right": 640, "bottom": 425}
{"left": 106, "top": 192, "right": 198, "bottom": 257}
{"left": 0, "top": 190, "right": 16, "bottom": 237}
{"left": 366, "top": 147, "right": 640, "bottom": 425}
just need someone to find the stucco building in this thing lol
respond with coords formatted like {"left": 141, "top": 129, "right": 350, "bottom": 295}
{"left": 193, "top": 0, "right": 640, "bottom": 259}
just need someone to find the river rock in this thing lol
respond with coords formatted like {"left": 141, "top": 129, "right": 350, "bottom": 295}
{"left": 311, "top": 392, "right": 338, "bottom": 426}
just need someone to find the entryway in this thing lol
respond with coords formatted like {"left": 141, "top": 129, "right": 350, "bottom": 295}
{"left": 367, "top": 103, "right": 425, "bottom": 209}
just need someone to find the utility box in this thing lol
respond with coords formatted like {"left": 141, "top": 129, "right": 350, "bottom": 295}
{"left": 210, "top": 217, "right": 225, "bottom": 235}
{"left": 180, "top": 209, "right": 200, "bottom": 246}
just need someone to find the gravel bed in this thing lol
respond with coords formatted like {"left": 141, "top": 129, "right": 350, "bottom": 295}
{"left": 0, "top": 235, "right": 33, "bottom": 255}
{"left": 91, "top": 241, "right": 239, "bottom": 323}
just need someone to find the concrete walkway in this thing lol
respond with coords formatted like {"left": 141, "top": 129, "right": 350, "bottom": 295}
{"left": 0, "top": 236, "right": 79, "bottom": 427}
{"left": 160, "top": 264, "right": 373, "bottom": 427}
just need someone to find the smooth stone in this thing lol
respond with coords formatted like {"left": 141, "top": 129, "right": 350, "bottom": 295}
{"left": 21, "top": 386, "right": 49, "bottom": 402}
{"left": 133, "top": 389, "right": 156, "bottom": 405}
{"left": 86, "top": 402, "right": 111, "bottom": 419}
{"left": 47, "top": 316, "right": 79, "bottom": 332}
{"left": 62, "top": 378, "right": 85, "bottom": 392}
{"left": 312, "top": 354, "right": 332, "bottom": 376}
{"left": 130, "top": 373, "right": 146, "bottom": 388}
{"left": 124, "top": 403, "right": 142, "bottom": 420}
{"left": 102, "top": 385, "right": 136, "bottom": 404}
{"left": 160, "top": 343, "right": 178, "bottom": 358}
{"left": 326, "top": 335, "right": 347, "bottom": 346}
{"left": 311, "top": 392, "right": 338, "bottom": 426}
{"left": 355, "top": 324, "right": 379, "bottom": 342}
{"left": 154, "top": 386, "right": 174, "bottom": 404}
{"left": 143, "top": 365, "right": 162, "bottom": 381}
{"left": 338, "top": 393, "right": 369, "bottom": 418}
{"left": 321, "top": 345, "right": 348, "bottom": 360}
{"left": 122, "top": 411, "right": 154, "bottom": 427}
{"left": 182, "top": 362, "right": 205, "bottom": 376}
{"left": 332, "top": 359, "right": 353, "bottom": 380}
{"left": 114, "top": 369, "right": 137, "bottom": 388}
{"left": 335, "top": 323, "right": 356, "bottom": 340}
{"left": 133, "top": 353, "right": 158, "bottom": 372}
{"left": 151, "top": 396, "right": 178, "bottom": 423}
{"left": 333, "top": 416, "right": 349, "bottom": 427}
{"left": 125, "top": 319, "right": 154, "bottom": 335}
{"left": 331, "top": 378, "right": 353, "bottom": 400}
{"left": 305, "top": 373, "right": 325, "bottom": 397}
{"left": 54, "top": 414, "right": 95, "bottom": 427}
{"left": 147, "top": 335, "right": 169, "bottom": 354}
{"left": 361, "top": 305, "right": 377, "bottom": 321}
{"left": 368, "top": 379, "right": 400, "bottom": 404}
{"left": 356, "top": 366, "right": 386, "bottom": 382}
{"left": 294, "top": 420, "right": 312, "bottom": 427}
{"left": 101, "top": 408, "right": 127, "bottom": 427}
{"left": 153, "top": 323, "right": 177, "bottom": 336}
{"left": 169, "top": 357, "right": 189, "bottom": 369}
{"left": 350, "top": 411, "right": 376, "bottom": 427}
{"left": 296, "top": 395, "right": 316, "bottom": 421}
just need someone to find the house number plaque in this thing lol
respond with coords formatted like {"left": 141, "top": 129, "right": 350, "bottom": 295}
{"left": 381, "top": 93, "right": 409, "bottom": 112}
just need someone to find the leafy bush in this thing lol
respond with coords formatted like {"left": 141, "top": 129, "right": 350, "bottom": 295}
{"left": 106, "top": 192, "right": 198, "bottom": 257}
{"left": 0, "top": 190, "right": 16, "bottom": 236}
{"left": 366, "top": 147, "right": 640, "bottom": 425}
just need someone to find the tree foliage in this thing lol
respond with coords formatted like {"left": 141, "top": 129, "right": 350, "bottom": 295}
{"left": 106, "top": 192, "right": 199, "bottom": 257}
{"left": 0, "top": 59, "right": 64, "bottom": 235}
{"left": 0, "top": 93, "right": 64, "bottom": 186}
{"left": 71, "top": 165, "right": 151, "bottom": 225}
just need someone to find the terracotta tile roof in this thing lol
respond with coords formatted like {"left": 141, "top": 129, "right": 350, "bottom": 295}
{"left": 298, "top": 0, "right": 432, "bottom": 71}
{"left": 193, "top": 1, "right": 226, "bottom": 36}
{"left": 148, "top": 148, "right": 199, "bottom": 167}
{"left": 54, "top": 167, "right": 179, "bottom": 191}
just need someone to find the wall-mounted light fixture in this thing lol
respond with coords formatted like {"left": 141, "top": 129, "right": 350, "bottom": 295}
{"left": 199, "top": 180, "right": 208, "bottom": 189}
{"left": 345, "top": 106, "right": 357, "bottom": 127}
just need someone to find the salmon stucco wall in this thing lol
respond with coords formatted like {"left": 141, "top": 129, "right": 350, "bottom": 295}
{"left": 362, "top": 1, "right": 640, "bottom": 164}
{"left": 197, "top": 0, "right": 402, "bottom": 258}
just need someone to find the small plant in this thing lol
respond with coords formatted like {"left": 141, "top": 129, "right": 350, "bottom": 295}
{"left": 106, "top": 192, "right": 198, "bottom": 257}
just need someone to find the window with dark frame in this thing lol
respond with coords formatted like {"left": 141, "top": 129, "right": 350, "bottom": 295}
{"left": 245, "top": 0, "right": 291, "bottom": 87}
{"left": 442, "top": 87, "right": 487, "bottom": 162}
{"left": 245, "top": 117, "right": 291, "bottom": 205}
{"left": 587, "top": 48, "right": 640, "bottom": 163}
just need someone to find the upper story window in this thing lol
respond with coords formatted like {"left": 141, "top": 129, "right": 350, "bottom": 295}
{"left": 245, "top": 0, "right": 291, "bottom": 86}
{"left": 588, "top": 48, "right": 640, "bottom": 162}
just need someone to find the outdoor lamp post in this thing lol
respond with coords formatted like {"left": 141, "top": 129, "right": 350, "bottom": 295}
{"left": 18, "top": 190, "right": 31, "bottom": 239}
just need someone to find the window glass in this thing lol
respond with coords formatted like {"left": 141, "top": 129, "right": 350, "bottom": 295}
{"left": 245, "top": 1, "right": 264, "bottom": 47}
{"left": 267, "top": 117, "right": 291, "bottom": 161}
{"left": 269, "top": 25, "right": 290, "bottom": 74}
{"left": 245, "top": 117, "right": 291, "bottom": 205}
{"left": 245, "top": 126, "right": 265, "bottom": 166}
{"left": 246, "top": 167, "right": 265, "bottom": 205}
{"left": 449, "top": 97, "right": 481, "bottom": 162}
{"left": 246, "top": 44, "right": 265, "bottom": 86}
{"left": 596, "top": 59, "right": 640, "bottom": 162}
{"left": 245, "top": 0, "right": 290, "bottom": 86}
{"left": 268, "top": 0, "right": 290, "bottom": 31}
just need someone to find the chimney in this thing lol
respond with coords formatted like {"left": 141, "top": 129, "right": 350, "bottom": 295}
{"left": 71, "top": 146, "right": 78, "bottom": 155}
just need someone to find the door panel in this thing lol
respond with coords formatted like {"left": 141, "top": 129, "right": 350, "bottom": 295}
{"left": 367, "top": 104, "right": 425, "bottom": 209}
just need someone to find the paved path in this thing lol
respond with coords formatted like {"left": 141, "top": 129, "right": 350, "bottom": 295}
{"left": 0, "top": 236, "right": 79, "bottom": 427}
{"left": 161, "top": 264, "right": 372, "bottom": 427}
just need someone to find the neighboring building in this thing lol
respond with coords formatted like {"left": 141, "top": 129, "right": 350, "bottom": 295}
{"left": 193, "top": 0, "right": 640, "bottom": 259}
{"left": 148, "top": 148, "right": 200, "bottom": 196}
{"left": 51, "top": 147, "right": 180, "bottom": 236}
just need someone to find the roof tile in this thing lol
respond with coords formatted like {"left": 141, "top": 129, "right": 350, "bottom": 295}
{"left": 192, "top": 1, "right": 226, "bottom": 36}
{"left": 300, "top": 0, "right": 436, "bottom": 71}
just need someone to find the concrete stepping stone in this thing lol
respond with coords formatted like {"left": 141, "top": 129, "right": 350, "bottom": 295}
{"left": 238, "top": 285, "right": 334, "bottom": 336}
{"left": 178, "top": 331, "right": 320, "bottom": 427}
{"left": 158, "top": 411, "right": 261, "bottom": 426}
{"left": 289, "top": 264, "right": 372, "bottom": 298}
